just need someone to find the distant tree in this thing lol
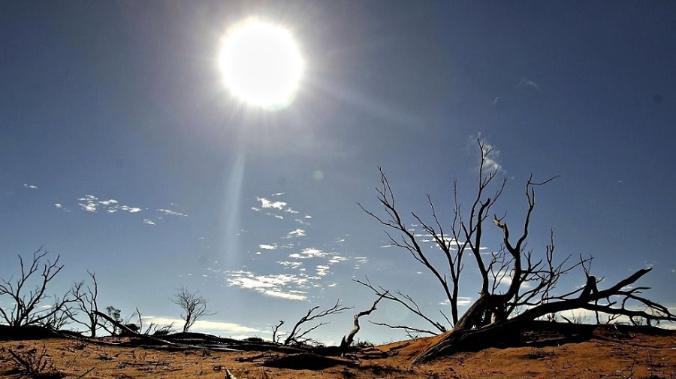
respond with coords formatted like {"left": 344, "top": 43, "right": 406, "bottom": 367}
{"left": 172, "top": 287, "right": 212, "bottom": 333}
{"left": 360, "top": 140, "right": 676, "bottom": 363}
{"left": 70, "top": 271, "right": 101, "bottom": 337}
{"left": 0, "top": 248, "right": 74, "bottom": 328}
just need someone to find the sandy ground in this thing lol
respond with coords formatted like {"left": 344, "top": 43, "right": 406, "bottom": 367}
{"left": 0, "top": 331, "right": 674, "bottom": 378}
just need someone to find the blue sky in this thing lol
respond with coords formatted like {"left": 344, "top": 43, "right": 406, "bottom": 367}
{"left": 1, "top": 1, "right": 675, "bottom": 343}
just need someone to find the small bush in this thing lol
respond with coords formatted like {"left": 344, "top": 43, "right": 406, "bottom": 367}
{"left": 7, "top": 346, "right": 64, "bottom": 378}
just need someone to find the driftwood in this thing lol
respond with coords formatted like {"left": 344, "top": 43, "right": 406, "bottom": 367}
{"left": 340, "top": 293, "right": 387, "bottom": 351}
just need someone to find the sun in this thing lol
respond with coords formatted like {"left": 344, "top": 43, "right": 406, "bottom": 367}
{"left": 218, "top": 18, "right": 305, "bottom": 110}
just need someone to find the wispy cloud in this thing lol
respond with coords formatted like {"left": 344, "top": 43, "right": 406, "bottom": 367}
{"left": 226, "top": 270, "right": 309, "bottom": 301}
{"left": 23, "top": 183, "right": 38, "bottom": 190}
{"left": 516, "top": 77, "right": 540, "bottom": 90}
{"left": 315, "top": 265, "right": 330, "bottom": 277}
{"left": 157, "top": 208, "right": 188, "bottom": 217}
{"left": 257, "top": 197, "right": 287, "bottom": 210}
{"left": 227, "top": 242, "right": 357, "bottom": 300}
{"left": 286, "top": 228, "right": 306, "bottom": 238}
{"left": 259, "top": 243, "right": 277, "bottom": 250}
{"left": 289, "top": 248, "right": 328, "bottom": 259}
{"left": 439, "top": 297, "right": 473, "bottom": 306}
{"left": 71, "top": 194, "right": 190, "bottom": 226}
{"left": 278, "top": 261, "right": 303, "bottom": 269}
{"left": 353, "top": 256, "right": 368, "bottom": 270}
{"left": 78, "top": 195, "right": 142, "bottom": 214}
{"left": 328, "top": 256, "right": 348, "bottom": 264}
{"left": 255, "top": 195, "right": 312, "bottom": 223}
{"left": 53, "top": 203, "right": 71, "bottom": 212}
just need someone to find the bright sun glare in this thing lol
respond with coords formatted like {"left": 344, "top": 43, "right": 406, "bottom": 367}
{"left": 219, "top": 18, "right": 305, "bottom": 110}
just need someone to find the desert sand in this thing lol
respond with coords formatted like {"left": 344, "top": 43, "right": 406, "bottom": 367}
{"left": 1, "top": 326, "right": 674, "bottom": 378}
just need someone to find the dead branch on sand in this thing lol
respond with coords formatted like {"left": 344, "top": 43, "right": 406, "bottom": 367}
{"left": 340, "top": 292, "right": 388, "bottom": 351}
{"left": 283, "top": 300, "right": 350, "bottom": 346}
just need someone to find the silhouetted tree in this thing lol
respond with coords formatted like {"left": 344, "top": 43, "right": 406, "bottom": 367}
{"left": 70, "top": 271, "right": 100, "bottom": 337}
{"left": 172, "top": 287, "right": 212, "bottom": 333}
{"left": 0, "top": 249, "right": 74, "bottom": 328}
{"left": 360, "top": 140, "right": 676, "bottom": 362}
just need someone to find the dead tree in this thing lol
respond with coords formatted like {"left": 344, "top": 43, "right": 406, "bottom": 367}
{"left": 0, "top": 249, "right": 74, "bottom": 328}
{"left": 358, "top": 142, "right": 506, "bottom": 331}
{"left": 339, "top": 292, "right": 387, "bottom": 351}
{"left": 360, "top": 140, "right": 676, "bottom": 363}
{"left": 69, "top": 271, "right": 100, "bottom": 337}
{"left": 283, "top": 300, "right": 350, "bottom": 346}
{"left": 40, "top": 295, "right": 74, "bottom": 330}
{"left": 272, "top": 320, "right": 284, "bottom": 343}
{"left": 172, "top": 287, "right": 212, "bottom": 333}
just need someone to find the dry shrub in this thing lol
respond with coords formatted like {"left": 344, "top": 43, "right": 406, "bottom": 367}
{"left": 7, "top": 345, "right": 64, "bottom": 378}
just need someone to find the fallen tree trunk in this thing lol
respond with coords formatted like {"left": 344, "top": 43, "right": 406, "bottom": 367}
{"left": 94, "top": 311, "right": 179, "bottom": 345}
{"left": 92, "top": 311, "right": 233, "bottom": 352}
{"left": 94, "top": 311, "right": 318, "bottom": 354}
{"left": 413, "top": 318, "right": 526, "bottom": 363}
{"left": 413, "top": 268, "right": 675, "bottom": 363}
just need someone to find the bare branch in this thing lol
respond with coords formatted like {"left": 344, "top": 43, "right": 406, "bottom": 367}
{"left": 340, "top": 292, "right": 387, "bottom": 350}
{"left": 368, "top": 321, "right": 438, "bottom": 337}
{"left": 69, "top": 271, "right": 100, "bottom": 336}
{"left": 355, "top": 278, "right": 447, "bottom": 334}
{"left": 283, "top": 300, "right": 350, "bottom": 346}
{"left": 0, "top": 248, "right": 73, "bottom": 328}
